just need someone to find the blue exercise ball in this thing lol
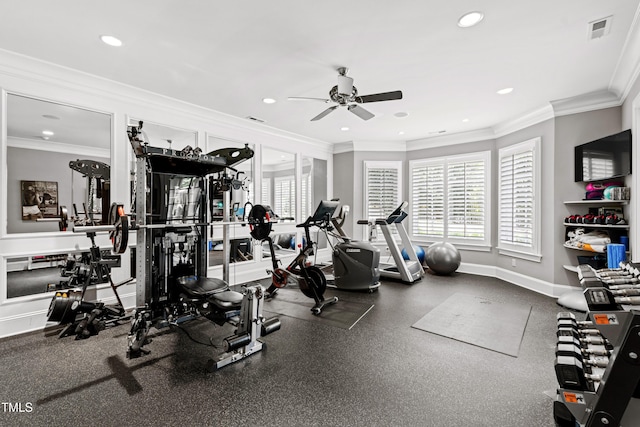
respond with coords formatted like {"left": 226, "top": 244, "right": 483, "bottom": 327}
{"left": 425, "top": 242, "right": 461, "bottom": 275}
{"left": 290, "top": 237, "right": 306, "bottom": 249}
{"left": 401, "top": 245, "right": 425, "bottom": 264}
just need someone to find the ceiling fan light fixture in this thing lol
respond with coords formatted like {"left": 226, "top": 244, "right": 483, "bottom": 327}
{"left": 457, "top": 11, "right": 484, "bottom": 28}
{"left": 100, "top": 35, "right": 123, "bottom": 47}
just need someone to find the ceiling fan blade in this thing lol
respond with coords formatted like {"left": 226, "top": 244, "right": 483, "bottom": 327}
{"left": 288, "top": 97, "right": 331, "bottom": 103}
{"left": 348, "top": 104, "right": 375, "bottom": 121}
{"left": 337, "top": 75, "right": 354, "bottom": 95}
{"left": 311, "top": 105, "right": 339, "bottom": 121}
{"left": 356, "top": 90, "right": 403, "bottom": 103}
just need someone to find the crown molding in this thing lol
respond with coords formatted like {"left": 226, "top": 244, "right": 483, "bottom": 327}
{"left": 492, "top": 104, "right": 555, "bottom": 137}
{"left": 0, "top": 48, "right": 333, "bottom": 154}
{"left": 550, "top": 89, "right": 622, "bottom": 117}
{"left": 333, "top": 140, "right": 407, "bottom": 153}
{"left": 405, "top": 128, "right": 495, "bottom": 151}
{"left": 609, "top": 2, "right": 640, "bottom": 102}
{"left": 333, "top": 141, "right": 354, "bottom": 154}
{"left": 8, "top": 136, "right": 110, "bottom": 158}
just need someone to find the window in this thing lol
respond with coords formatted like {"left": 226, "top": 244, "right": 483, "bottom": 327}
{"left": 410, "top": 151, "right": 490, "bottom": 246}
{"left": 274, "top": 176, "right": 295, "bottom": 218}
{"left": 261, "top": 179, "right": 271, "bottom": 207}
{"left": 498, "top": 137, "right": 541, "bottom": 261}
{"left": 301, "top": 173, "right": 311, "bottom": 219}
{"left": 364, "top": 161, "right": 402, "bottom": 221}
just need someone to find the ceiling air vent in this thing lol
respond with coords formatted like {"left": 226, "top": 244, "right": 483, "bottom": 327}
{"left": 588, "top": 16, "right": 612, "bottom": 40}
{"left": 245, "top": 116, "right": 266, "bottom": 123}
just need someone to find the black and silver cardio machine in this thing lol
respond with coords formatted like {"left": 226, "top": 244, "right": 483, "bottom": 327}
{"left": 326, "top": 203, "right": 380, "bottom": 292}
{"left": 371, "top": 202, "right": 423, "bottom": 284}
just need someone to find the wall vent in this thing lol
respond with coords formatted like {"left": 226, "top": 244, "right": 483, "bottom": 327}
{"left": 588, "top": 16, "right": 612, "bottom": 40}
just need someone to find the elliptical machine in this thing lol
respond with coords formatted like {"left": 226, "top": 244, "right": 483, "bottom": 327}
{"left": 248, "top": 201, "right": 339, "bottom": 315}
{"left": 325, "top": 203, "right": 380, "bottom": 292}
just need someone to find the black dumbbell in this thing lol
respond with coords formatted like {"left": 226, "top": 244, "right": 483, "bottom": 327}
{"left": 556, "top": 343, "right": 610, "bottom": 368}
{"left": 555, "top": 355, "right": 601, "bottom": 391}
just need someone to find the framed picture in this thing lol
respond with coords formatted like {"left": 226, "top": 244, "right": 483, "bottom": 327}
{"left": 21, "top": 180, "right": 58, "bottom": 220}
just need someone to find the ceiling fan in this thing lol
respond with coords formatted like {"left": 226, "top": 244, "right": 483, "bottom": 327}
{"left": 288, "top": 67, "right": 403, "bottom": 121}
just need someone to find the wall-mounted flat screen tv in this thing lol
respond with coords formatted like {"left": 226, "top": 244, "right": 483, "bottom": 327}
{"left": 574, "top": 129, "right": 632, "bottom": 182}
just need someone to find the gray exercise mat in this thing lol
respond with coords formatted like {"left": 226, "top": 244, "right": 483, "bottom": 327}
{"left": 411, "top": 293, "right": 531, "bottom": 357}
{"left": 263, "top": 288, "right": 374, "bottom": 330}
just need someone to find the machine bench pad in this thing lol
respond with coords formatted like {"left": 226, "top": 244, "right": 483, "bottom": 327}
{"left": 177, "top": 276, "right": 229, "bottom": 297}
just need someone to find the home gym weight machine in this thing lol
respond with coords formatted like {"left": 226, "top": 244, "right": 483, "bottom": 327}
{"left": 47, "top": 122, "right": 280, "bottom": 371}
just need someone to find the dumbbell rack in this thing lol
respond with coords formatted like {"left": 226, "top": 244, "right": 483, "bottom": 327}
{"left": 554, "top": 263, "right": 640, "bottom": 426}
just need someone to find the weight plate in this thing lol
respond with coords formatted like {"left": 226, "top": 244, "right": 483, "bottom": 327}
{"left": 58, "top": 206, "right": 69, "bottom": 231}
{"left": 112, "top": 214, "right": 129, "bottom": 254}
{"left": 248, "top": 204, "right": 272, "bottom": 240}
{"left": 108, "top": 202, "right": 125, "bottom": 225}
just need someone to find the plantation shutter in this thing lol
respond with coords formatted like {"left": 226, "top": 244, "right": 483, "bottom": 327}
{"left": 301, "top": 174, "right": 310, "bottom": 219}
{"left": 274, "top": 177, "right": 294, "bottom": 218}
{"left": 500, "top": 149, "right": 534, "bottom": 246}
{"left": 366, "top": 166, "right": 399, "bottom": 220}
{"left": 411, "top": 163, "right": 444, "bottom": 237}
{"left": 261, "top": 180, "right": 271, "bottom": 207}
{"left": 447, "top": 159, "right": 485, "bottom": 239}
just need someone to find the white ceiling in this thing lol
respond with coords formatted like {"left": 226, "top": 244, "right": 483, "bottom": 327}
{"left": 1, "top": 1, "right": 639, "bottom": 145}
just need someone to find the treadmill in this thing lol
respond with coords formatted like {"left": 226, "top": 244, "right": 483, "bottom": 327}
{"left": 374, "top": 202, "right": 424, "bottom": 284}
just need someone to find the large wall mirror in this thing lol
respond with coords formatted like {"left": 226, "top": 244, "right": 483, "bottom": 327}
{"left": 6, "top": 94, "right": 111, "bottom": 233}
{"left": 303, "top": 156, "right": 329, "bottom": 249}
{"left": 5, "top": 249, "right": 128, "bottom": 299}
{"left": 261, "top": 147, "right": 296, "bottom": 220}
{"left": 261, "top": 147, "right": 296, "bottom": 261}
{"left": 207, "top": 136, "right": 255, "bottom": 267}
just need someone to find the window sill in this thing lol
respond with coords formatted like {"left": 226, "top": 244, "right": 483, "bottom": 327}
{"left": 497, "top": 247, "right": 542, "bottom": 262}
{"left": 411, "top": 239, "right": 492, "bottom": 253}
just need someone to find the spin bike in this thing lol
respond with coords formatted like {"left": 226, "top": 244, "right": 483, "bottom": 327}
{"left": 248, "top": 201, "right": 339, "bottom": 315}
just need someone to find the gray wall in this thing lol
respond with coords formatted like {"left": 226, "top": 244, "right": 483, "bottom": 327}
{"left": 7, "top": 146, "right": 109, "bottom": 233}
{"left": 334, "top": 109, "right": 626, "bottom": 288}
{"left": 554, "top": 108, "right": 622, "bottom": 285}
{"left": 333, "top": 151, "right": 355, "bottom": 237}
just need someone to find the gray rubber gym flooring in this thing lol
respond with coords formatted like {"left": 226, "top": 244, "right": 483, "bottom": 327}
{"left": 0, "top": 272, "right": 564, "bottom": 426}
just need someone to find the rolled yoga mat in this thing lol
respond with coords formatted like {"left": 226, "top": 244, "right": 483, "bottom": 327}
{"left": 607, "top": 243, "right": 626, "bottom": 269}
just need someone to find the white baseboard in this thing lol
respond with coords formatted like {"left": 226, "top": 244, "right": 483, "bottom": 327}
{"left": 458, "top": 262, "right": 578, "bottom": 298}
{"left": 2, "top": 259, "right": 570, "bottom": 339}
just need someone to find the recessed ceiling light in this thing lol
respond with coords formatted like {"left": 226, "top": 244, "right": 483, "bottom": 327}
{"left": 341, "top": 127, "right": 349, "bottom": 131}
{"left": 398, "top": 131, "right": 405, "bottom": 135}
{"left": 497, "top": 87, "right": 514, "bottom": 95}
{"left": 394, "top": 112, "right": 409, "bottom": 118}
{"left": 100, "top": 35, "right": 123, "bottom": 47}
{"left": 42, "top": 114, "right": 60, "bottom": 120}
{"left": 262, "top": 98, "right": 276, "bottom": 104}
{"left": 42, "top": 130, "right": 54, "bottom": 136}
{"left": 462, "top": 118, "right": 470, "bottom": 123}
{"left": 458, "top": 11, "right": 484, "bottom": 28}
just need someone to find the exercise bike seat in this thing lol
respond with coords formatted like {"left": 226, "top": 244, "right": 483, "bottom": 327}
{"left": 177, "top": 275, "right": 229, "bottom": 297}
